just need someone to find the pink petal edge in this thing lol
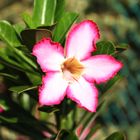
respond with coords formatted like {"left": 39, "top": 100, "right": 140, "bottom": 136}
{"left": 82, "top": 55, "right": 123, "bottom": 84}
{"left": 67, "top": 77, "right": 98, "bottom": 112}
{"left": 65, "top": 20, "right": 100, "bottom": 60}
{"left": 32, "top": 38, "right": 64, "bottom": 72}
{"left": 39, "top": 72, "right": 68, "bottom": 105}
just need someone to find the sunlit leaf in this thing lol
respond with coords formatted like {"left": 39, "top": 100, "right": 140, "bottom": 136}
{"left": 0, "top": 22, "right": 37, "bottom": 70}
{"left": 22, "top": 12, "right": 33, "bottom": 28}
{"left": 32, "top": 0, "right": 57, "bottom": 27}
{"left": 53, "top": 12, "right": 78, "bottom": 43}
{"left": 55, "top": 0, "right": 65, "bottom": 21}
{"left": 14, "top": 24, "right": 25, "bottom": 36}
{"left": 0, "top": 20, "right": 21, "bottom": 47}
{"left": 105, "top": 131, "right": 125, "bottom": 140}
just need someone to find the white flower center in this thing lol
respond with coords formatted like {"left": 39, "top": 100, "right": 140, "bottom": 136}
{"left": 61, "top": 57, "right": 84, "bottom": 83}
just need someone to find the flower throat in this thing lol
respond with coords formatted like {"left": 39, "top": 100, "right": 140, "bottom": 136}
{"left": 61, "top": 57, "right": 84, "bottom": 82}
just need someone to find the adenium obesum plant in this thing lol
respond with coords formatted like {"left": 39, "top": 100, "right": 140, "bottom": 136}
{"left": 32, "top": 20, "right": 123, "bottom": 112}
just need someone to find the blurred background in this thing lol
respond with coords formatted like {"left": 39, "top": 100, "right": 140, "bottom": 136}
{"left": 0, "top": 0, "right": 140, "bottom": 140}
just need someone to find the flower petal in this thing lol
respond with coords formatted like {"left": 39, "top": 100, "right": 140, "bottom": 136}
{"left": 39, "top": 72, "right": 68, "bottom": 105}
{"left": 65, "top": 20, "right": 100, "bottom": 60}
{"left": 82, "top": 55, "right": 123, "bottom": 84}
{"left": 67, "top": 77, "right": 98, "bottom": 112}
{"left": 32, "top": 38, "right": 64, "bottom": 72}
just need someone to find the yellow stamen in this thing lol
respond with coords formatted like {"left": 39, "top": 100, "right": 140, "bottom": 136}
{"left": 61, "top": 57, "right": 84, "bottom": 82}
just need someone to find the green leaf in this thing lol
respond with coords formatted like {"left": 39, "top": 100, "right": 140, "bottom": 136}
{"left": 94, "top": 41, "right": 116, "bottom": 55}
{"left": 0, "top": 24, "right": 37, "bottom": 69}
{"left": 14, "top": 24, "right": 25, "bottom": 36}
{"left": 38, "top": 106, "right": 59, "bottom": 113}
{"left": 55, "top": 130, "right": 78, "bottom": 140}
{"left": 0, "top": 116, "right": 18, "bottom": 123}
{"left": 0, "top": 56, "right": 33, "bottom": 72}
{"left": 0, "top": 20, "right": 21, "bottom": 47}
{"left": 53, "top": 12, "right": 78, "bottom": 43}
{"left": 13, "top": 47, "right": 37, "bottom": 70}
{"left": 105, "top": 131, "right": 125, "bottom": 140}
{"left": 99, "top": 74, "right": 123, "bottom": 94}
{"left": 0, "top": 47, "right": 26, "bottom": 71}
{"left": 55, "top": 0, "right": 65, "bottom": 21}
{"left": 0, "top": 100, "right": 9, "bottom": 111}
{"left": 32, "top": 0, "right": 57, "bottom": 27}
{"left": 99, "top": 75, "right": 123, "bottom": 104}
{"left": 22, "top": 12, "right": 33, "bottom": 28}
{"left": 116, "top": 43, "right": 128, "bottom": 53}
{"left": 9, "top": 85, "right": 37, "bottom": 94}
{"left": 0, "top": 73, "right": 18, "bottom": 80}
{"left": 0, "top": 47, "right": 37, "bottom": 74}
{"left": 0, "top": 63, "right": 4, "bottom": 70}
{"left": 26, "top": 72, "right": 42, "bottom": 85}
{"left": 103, "top": 75, "right": 122, "bottom": 93}
{"left": 65, "top": 133, "right": 78, "bottom": 140}
{"left": 17, "top": 45, "right": 30, "bottom": 56}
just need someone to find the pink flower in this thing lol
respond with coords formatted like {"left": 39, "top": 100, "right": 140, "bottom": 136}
{"left": 32, "top": 20, "right": 123, "bottom": 112}
{"left": 0, "top": 106, "right": 4, "bottom": 113}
